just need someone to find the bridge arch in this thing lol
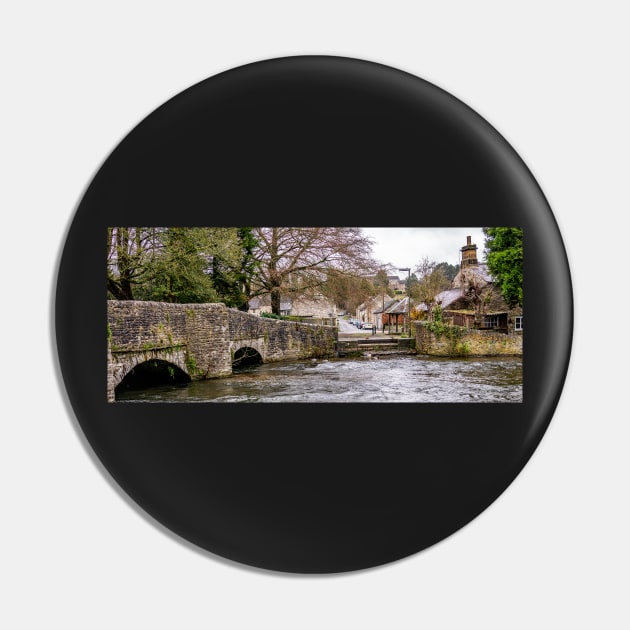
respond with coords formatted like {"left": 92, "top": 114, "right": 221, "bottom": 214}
{"left": 232, "top": 346, "right": 264, "bottom": 369}
{"left": 107, "top": 301, "right": 338, "bottom": 401}
{"left": 230, "top": 337, "right": 268, "bottom": 368}
{"left": 115, "top": 358, "right": 191, "bottom": 396}
{"left": 110, "top": 347, "right": 191, "bottom": 398}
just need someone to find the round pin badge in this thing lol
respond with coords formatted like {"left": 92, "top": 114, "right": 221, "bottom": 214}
{"left": 55, "top": 55, "right": 572, "bottom": 573}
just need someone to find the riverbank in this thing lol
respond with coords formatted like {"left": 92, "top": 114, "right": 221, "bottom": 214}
{"left": 337, "top": 322, "right": 522, "bottom": 358}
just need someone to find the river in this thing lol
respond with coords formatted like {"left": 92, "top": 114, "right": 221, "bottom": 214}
{"left": 115, "top": 355, "right": 522, "bottom": 403}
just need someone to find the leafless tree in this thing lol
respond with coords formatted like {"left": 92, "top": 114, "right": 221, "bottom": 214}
{"left": 412, "top": 257, "right": 451, "bottom": 320}
{"left": 459, "top": 267, "right": 490, "bottom": 326}
{"left": 251, "top": 227, "right": 377, "bottom": 314}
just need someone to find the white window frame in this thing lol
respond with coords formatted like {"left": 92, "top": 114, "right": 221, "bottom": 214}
{"left": 515, "top": 316, "right": 523, "bottom": 331}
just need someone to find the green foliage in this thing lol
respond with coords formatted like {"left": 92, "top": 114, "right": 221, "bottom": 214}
{"left": 455, "top": 341, "right": 471, "bottom": 355}
{"left": 373, "top": 269, "right": 394, "bottom": 296}
{"left": 261, "top": 312, "right": 282, "bottom": 319}
{"left": 483, "top": 227, "right": 523, "bottom": 307}
{"left": 108, "top": 227, "right": 259, "bottom": 305}
{"left": 211, "top": 227, "right": 260, "bottom": 310}
{"left": 412, "top": 257, "right": 451, "bottom": 317}
{"left": 425, "top": 320, "right": 455, "bottom": 338}
{"left": 421, "top": 304, "right": 470, "bottom": 356}
{"left": 434, "top": 261, "right": 459, "bottom": 282}
{"left": 185, "top": 354, "right": 197, "bottom": 375}
{"left": 107, "top": 227, "right": 158, "bottom": 300}
{"left": 134, "top": 228, "right": 220, "bottom": 303}
{"left": 108, "top": 226, "right": 378, "bottom": 313}
{"left": 425, "top": 322, "right": 469, "bottom": 354}
{"left": 423, "top": 306, "right": 468, "bottom": 354}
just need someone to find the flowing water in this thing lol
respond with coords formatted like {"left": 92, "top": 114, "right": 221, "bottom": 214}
{"left": 116, "top": 355, "right": 522, "bottom": 403}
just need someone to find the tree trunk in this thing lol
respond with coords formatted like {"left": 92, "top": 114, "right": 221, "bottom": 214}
{"left": 271, "top": 287, "right": 281, "bottom": 315}
{"left": 269, "top": 228, "right": 281, "bottom": 315}
{"left": 107, "top": 277, "right": 134, "bottom": 300}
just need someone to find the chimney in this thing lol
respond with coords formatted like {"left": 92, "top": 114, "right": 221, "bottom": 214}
{"left": 460, "top": 235, "right": 478, "bottom": 267}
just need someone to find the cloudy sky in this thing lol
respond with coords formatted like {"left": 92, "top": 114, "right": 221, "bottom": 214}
{"left": 360, "top": 227, "right": 487, "bottom": 276}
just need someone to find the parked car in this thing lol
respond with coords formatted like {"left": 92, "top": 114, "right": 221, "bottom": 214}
{"left": 361, "top": 321, "right": 374, "bottom": 329}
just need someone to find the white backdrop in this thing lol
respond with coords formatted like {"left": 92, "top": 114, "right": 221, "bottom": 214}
{"left": 2, "top": 2, "right": 629, "bottom": 628}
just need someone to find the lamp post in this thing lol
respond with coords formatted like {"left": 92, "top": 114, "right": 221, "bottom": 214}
{"left": 398, "top": 267, "right": 411, "bottom": 335}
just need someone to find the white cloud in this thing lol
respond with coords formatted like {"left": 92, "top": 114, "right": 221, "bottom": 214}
{"left": 361, "top": 227, "right": 486, "bottom": 275}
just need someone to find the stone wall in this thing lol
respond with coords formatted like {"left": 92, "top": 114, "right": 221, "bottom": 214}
{"left": 413, "top": 322, "right": 522, "bottom": 357}
{"left": 107, "top": 301, "right": 233, "bottom": 401}
{"left": 228, "top": 310, "right": 338, "bottom": 362}
{"left": 107, "top": 301, "right": 338, "bottom": 401}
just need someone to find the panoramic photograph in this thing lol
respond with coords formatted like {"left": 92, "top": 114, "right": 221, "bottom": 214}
{"left": 106, "top": 227, "right": 523, "bottom": 403}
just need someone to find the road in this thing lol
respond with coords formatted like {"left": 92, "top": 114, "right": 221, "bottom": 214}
{"left": 337, "top": 317, "right": 387, "bottom": 339}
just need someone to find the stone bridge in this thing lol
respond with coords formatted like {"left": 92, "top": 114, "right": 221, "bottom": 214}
{"left": 107, "top": 300, "right": 338, "bottom": 402}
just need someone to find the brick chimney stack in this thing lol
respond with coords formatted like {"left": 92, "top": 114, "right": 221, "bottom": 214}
{"left": 460, "top": 235, "right": 478, "bottom": 267}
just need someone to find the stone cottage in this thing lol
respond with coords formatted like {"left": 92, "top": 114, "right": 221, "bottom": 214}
{"left": 248, "top": 292, "right": 338, "bottom": 321}
{"left": 435, "top": 236, "right": 522, "bottom": 333}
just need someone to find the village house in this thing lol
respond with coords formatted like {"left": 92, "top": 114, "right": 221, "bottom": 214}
{"left": 382, "top": 295, "right": 412, "bottom": 334}
{"left": 387, "top": 275, "right": 407, "bottom": 294}
{"left": 356, "top": 294, "right": 397, "bottom": 329}
{"left": 363, "top": 273, "right": 407, "bottom": 294}
{"left": 248, "top": 293, "right": 338, "bottom": 322}
{"left": 435, "top": 236, "right": 523, "bottom": 333}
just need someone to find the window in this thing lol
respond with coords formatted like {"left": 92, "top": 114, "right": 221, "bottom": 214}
{"left": 484, "top": 315, "right": 498, "bottom": 329}
{"left": 515, "top": 316, "right": 523, "bottom": 331}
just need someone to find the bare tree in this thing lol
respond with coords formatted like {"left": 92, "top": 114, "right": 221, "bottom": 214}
{"left": 251, "top": 227, "right": 377, "bottom": 314}
{"left": 322, "top": 268, "right": 376, "bottom": 314}
{"left": 412, "top": 257, "right": 451, "bottom": 320}
{"left": 458, "top": 267, "right": 490, "bottom": 327}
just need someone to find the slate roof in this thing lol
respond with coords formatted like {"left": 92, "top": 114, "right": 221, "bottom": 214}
{"left": 384, "top": 296, "right": 411, "bottom": 314}
{"left": 373, "top": 298, "right": 398, "bottom": 314}
{"left": 436, "top": 268, "right": 512, "bottom": 315}
{"left": 452, "top": 263, "right": 493, "bottom": 286}
{"left": 435, "top": 288, "right": 464, "bottom": 309}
